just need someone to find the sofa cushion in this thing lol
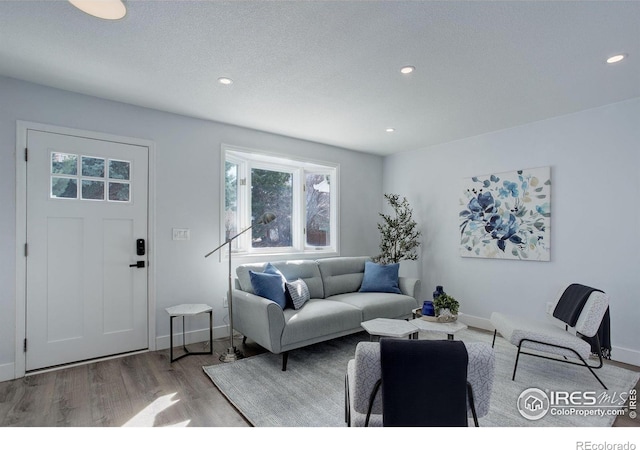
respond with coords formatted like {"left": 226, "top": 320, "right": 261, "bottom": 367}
{"left": 280, "top": 299, "right": 363, "bottom": 346}
{"left": 286, "top": 279, "right": 311, "bottom": 310}
{"left": 359, "top": 261, "right": 402, "bottom": 294}
{"left": 317, "top": 256, "right": 370, "bottom": 298}
{"left": 237, "top": 260, "right": 324, "bottom": 299}
{"left": 249, "top": 270, "right": 287, "bottom": 309}
{"left": 329, "top": 292, "right": 417, "bottom": 321}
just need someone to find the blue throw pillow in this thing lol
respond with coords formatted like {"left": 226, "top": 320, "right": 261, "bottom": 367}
{"left": 359, "top": 261, "right": 402, "bottom": 294}
{"left": 264, "top": 262, "right": 285, "bottom": 280}
{"left": 249, "top": 270, "right": 287, "bottom": 309}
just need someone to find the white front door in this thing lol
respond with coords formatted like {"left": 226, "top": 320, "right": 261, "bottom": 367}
{"left": 25, "top": 129, "right": 149, "bottom": 371}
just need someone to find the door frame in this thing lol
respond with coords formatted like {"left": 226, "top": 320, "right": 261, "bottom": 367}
{"left": 15, "top": 121, "right": 157, "bottom": 379}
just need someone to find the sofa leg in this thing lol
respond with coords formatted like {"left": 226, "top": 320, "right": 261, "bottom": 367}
{"left": 282, "top": 352, "right": 289, "bottom": 371}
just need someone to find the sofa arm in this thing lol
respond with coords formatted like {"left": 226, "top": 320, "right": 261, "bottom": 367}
{"left": 399, "top": 277, "right": 421, "bottom": 301}
{"left": 232, "top": 290, "right": 285, "bottom": 354}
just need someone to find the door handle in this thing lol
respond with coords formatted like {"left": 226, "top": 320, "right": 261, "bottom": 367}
{"left": 129, "top": 261, "right": 145, "bottom": 268}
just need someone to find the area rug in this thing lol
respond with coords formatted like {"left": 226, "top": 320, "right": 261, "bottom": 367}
{"left": 203, "top": 328, "right": 639, "bottom": 427}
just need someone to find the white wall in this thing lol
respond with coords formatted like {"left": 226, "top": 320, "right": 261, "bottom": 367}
{"left": 0, "top": 76, "right": 383, "bottom": 380}
{"left": 383, "top": 98, "right": 640, "bottom": 365}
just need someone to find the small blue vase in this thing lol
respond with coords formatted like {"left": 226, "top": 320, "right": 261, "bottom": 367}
{"left": 421, "top": 300, "right": 435, "bottom": 316}
{"left": 433, "top": 285, "right": 445, "bottom": 300}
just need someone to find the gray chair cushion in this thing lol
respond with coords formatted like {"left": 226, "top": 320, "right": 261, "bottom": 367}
{"left": 317, "top": 256, "right": 370, "bottom": 298}
{"left": 347, "top": 341, "right": 494, "bottom": 426}
{"left": 491, "top": 311, "right": 592, "bottom": 359}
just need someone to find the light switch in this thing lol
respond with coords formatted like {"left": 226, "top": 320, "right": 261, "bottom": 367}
{"left": 172, "top": 228, "right": 190, "bottom": 241}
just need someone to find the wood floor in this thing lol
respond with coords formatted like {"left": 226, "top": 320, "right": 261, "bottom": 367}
{"left": 0, "top": 334, "right": 638, "bottom": 427}
{"left": 0, "top": 337, "right": 265, "bottom": 427}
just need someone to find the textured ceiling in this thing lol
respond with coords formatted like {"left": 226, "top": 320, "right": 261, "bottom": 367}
{"left": 1, "top": 1, "right": 639, "bottom": 155}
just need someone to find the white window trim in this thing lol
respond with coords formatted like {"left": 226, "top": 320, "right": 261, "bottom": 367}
{"left": 221, "top": 144, "right": 340, "bottom": 260}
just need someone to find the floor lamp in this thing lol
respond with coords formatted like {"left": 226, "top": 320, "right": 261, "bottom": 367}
{"left": 204, "top": 212, "right": 276, "bottom": 362}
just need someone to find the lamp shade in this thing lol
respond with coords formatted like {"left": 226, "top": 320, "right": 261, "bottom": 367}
{"left": 69, "top": 0, "right": 127, "bottom": 20}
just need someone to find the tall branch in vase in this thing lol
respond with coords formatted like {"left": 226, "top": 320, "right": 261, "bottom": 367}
{"left": 373, "top": 194, "right": 422, "bottom": 264}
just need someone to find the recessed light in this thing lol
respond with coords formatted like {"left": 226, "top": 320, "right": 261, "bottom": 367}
{"left": 400, "top": 66, "right": 415, "bottom": 74}
{"left": 386, "top": 128, "right": 395, "bottom": 133}
{"left": 68, "top": 0, "right": 126, "bottom": 20}
{"left": 606, "top": 54, "right": 626, "bottom": 64}
{"left": 218, "top": 77, "right": 233, "bottom": 85}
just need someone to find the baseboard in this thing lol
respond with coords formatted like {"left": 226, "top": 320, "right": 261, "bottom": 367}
{"left": 611, "top": 345, "right": 640, "bottom": 367}
{"left": 460, "top": 313, "right": 640, "bottom": 368}
{"left": 0, "top": 361, "right": 16, "bottom": 382}
{"left": 155, "top": 324, "right": 231, "bottom": 350}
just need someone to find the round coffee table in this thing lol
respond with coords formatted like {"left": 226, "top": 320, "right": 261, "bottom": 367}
{"left": 409, "top": 317, "right": 468, "bottom": 340}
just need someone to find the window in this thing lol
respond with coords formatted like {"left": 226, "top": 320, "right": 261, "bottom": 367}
{"left": 50, "top": 152, "right": 131, "bottom": 202}
{"left": 223, "top": 145, "right": 338, "bottom": 257}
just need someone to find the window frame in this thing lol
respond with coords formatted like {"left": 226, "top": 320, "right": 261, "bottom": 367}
{"left": 221, "top": 144, "right": 339, "bottom": 260}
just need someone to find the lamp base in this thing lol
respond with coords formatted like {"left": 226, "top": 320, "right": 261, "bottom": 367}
{"left": 219, "top": 346, "right": 244, "bottom": 363}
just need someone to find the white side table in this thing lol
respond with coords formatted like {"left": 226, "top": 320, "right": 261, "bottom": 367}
{"left": 165, "top": 303, "right": 213, "bottom": 363}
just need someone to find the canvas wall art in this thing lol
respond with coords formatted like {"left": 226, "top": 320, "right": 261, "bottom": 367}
{"left": 459, "top": 167, "right": 551, "bottom": 261}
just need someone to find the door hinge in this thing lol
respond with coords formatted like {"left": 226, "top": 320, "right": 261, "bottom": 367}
{"left": 24, "top": 243, "right": 28, "bottom": 257}
{"left": 23, "top": 338, "right": 27, "bottom": 353}
{"left": 24, "top": 147, "right": 28, "bottom": 162}
{"left": 240, "top": 178, "right": 247, "bottom": 186}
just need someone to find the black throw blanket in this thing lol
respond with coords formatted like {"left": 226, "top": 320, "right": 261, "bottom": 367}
{"left": 552, "top": 283, "right": 611, "bottom": 359}
{"left": 379, "top": 339, "right": 468, "bottom": 426}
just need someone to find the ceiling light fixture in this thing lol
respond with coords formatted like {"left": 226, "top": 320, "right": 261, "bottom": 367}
{"left": 400, "top": 66, "right": 415, "bottom": 74}
{"left": 68, "top": 0, "right": 127, "bottom": 20}
{"left": 386, "top": 128, "right": 395, "bottom": 133}
{"left": 606, "top": 54, "right": 626, "bottom": 64}
{"left": 218, "top": 77, "right": 233, "bottom": 85}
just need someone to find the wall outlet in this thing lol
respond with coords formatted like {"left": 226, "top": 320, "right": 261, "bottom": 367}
{"left": 172, "top": 228, "right": 190, "bottom": 241}
{"left": 223, "top": 296, "right": 228, "bottom": 308}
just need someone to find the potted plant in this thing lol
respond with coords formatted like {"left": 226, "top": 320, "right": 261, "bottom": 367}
{"left": 373, "top": 193, "right": 422, "bottom": 264}
{"left": 433, "top": 293, "right": 460, "bottom": 322}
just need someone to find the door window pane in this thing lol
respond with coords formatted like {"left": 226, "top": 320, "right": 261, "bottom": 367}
{"left": 251, "top": 168, "right": 292, "bottom": 248}
{"left": 306, "top": 174, "right": 331, "bottom": 247}
{"left": 82, "top": 180, "right": 105, "bottom": 200}
{"left": 82, "top": 156, "right": 105, "bottom": 177}
{"left": 51, "top": 153, "right": 77, "bottom": 175}
{"left": 109, "top": 182, "right": 130, "bottom": 202}
{"left": 109, "top": 160, "right": 130, "bottom": 180}
{"left": 51, "top": 177, "right": 77, "bottom": 199}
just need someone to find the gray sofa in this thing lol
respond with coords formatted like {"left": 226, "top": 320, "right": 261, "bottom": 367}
{"left": 233, "top": 256, "right": 421, "bottom": 370}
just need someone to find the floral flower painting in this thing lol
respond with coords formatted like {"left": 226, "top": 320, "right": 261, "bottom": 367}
{"left": 459, "top": 167, "right": 551, "bottom": 261}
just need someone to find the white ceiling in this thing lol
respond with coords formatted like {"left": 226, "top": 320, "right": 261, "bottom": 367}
{"left": 1, "top": 1, "right": 639, "bottom": 156}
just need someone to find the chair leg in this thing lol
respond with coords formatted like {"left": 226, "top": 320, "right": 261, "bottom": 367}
{"left": 281, "top": 352, "right": 289, "bottom": 371}
{"left": 467, "top": 382, "right": 479, "bottom": 427}
{"left": 492, "top": 329, "right": 497, "bottom": 348}
{"left": 512, "top": 343, "right": 523, "bottom": 381}
{"left": 516, "top": 337, "right": 608, "bottom": 390}
{"left": 345, "top": 374, "right": 351, "bottom": 426}
{"left": 365, "top": 379, "right": 382, "bottom": 427}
